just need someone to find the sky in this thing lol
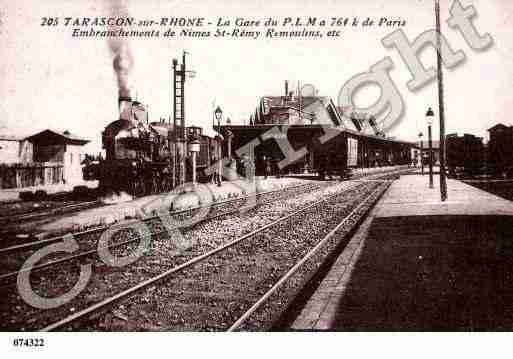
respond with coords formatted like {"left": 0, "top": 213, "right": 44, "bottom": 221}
{"left": 1, "top": 0, "right": 512, "bottom": 154}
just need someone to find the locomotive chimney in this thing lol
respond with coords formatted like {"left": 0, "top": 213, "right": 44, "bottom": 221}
{"left": 284, "top": 80, "right": 288, "bottom": 97}
{"left": 118, "top": 96, "right": 132, "bottom": 106}
{"left": 118, "top": 96, "right": 132, "bottom": 121}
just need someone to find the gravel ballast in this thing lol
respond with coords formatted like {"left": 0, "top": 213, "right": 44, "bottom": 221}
{"left": 0, "top": 171, "right": 403, "bottom": 331}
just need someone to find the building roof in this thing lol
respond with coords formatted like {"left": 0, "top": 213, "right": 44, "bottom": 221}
{"left": 335, "top": 107, "right": 359, "bottom": 132}
{"left": 487, "top": 123, "right": 511, "bottom": 132}
{"left": 260, "top": 95, "right": 342, "bottom": 127}
{"left": 25, "top": 129, "right": 89, "bottom": 146}
{"left": 257, "top": 93, "right": 388, "bottom": 137}
{"left": 447, "top": 133, "right": 483, "bottom": 140}
{"left": 220, "top": 124, "right": 415, "bottom": 147}
{"left": 344, "top": 127, "right": 414, "bottom": 146}
{"left": 262, "top": 95, "right": 321, "bottom": 111}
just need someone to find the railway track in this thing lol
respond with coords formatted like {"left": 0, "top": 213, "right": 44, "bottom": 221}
{"left": 0, "top": 200, "right": 101, "bottom": 225}
{"left": 0, "top": 173, "right": 402, "bottom": 330}
{"left": 0, "top": 181, "right": 325, "bottom": 254}
{"left": 1, "top": 179, "right": 352, "bottom": 330}
{"left": 0, "top": 167, "right": 407, "bottom": 255}
{"left": 40, "top": 180, "right": 388, "bottom": 331}
{"left": 229, "top": 184, "right": 387, "bottom": 331}
{"left": 0, "top": 181, "right": 332, "bottom": 282}
{"left": 3, "top": 178, "right": 386, "bottom": 331}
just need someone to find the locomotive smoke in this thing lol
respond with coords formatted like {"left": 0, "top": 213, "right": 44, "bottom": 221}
{"left": 107, "top": 0, "right": 133, "bottom": 99}
{"left": 101, "top": 0, "right": 136, "bottom": 204}
{"left": 112, "top": 44, "right": 133, "bottom": 98}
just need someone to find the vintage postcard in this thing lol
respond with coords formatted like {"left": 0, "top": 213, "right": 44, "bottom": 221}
{"left": 1, "top": 0, "right": 512, "bottom": 357}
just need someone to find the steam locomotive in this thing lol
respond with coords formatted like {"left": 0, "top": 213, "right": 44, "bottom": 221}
{"left": 83, "top": 97, "right": 220, "bottom": 197}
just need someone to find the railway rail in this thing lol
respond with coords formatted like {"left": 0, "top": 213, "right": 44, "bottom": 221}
{"left": 1, "top": 169, "right": 408, "bottom": 332}
{"left": 0, "top": 181, "right": 331, "bottom": 282}
{"left": 229, "top": 184, "right": 386, "bottom": 330}
{"left": 0, "top": 181, "right": 328, "bottom": 253}
{"left": 37, "top": 180, "right": 389, "bottom": 331}
{"left": 0, "top": 167, "right": 408, "bottom": 255}
{"left": 1, "top": 179, "right": 352, "bottom": 330}
{"left": 0, "top": 200, "right": 101, "bottom": 225}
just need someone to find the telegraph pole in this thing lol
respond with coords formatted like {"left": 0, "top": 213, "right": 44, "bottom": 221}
{"left": 172, "top": 59, "right": 178, "bottom": 189}
{"left": 172, "top": 51, "right": 194, "bottom": 187}
{"left": 181, "top": 51, "right": 186, "bottom": 137}
{"left": 435, "top": 0, "right": 448, "bottom": 201}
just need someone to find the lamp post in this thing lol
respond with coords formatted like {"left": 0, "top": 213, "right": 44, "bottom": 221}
{"left": 418, "top": 132, "right": 424, "bottom": 174}
{"left": 426, "top": 107, "right": 435, "bottom": 189}
{"left": 214, "top": 106, "right": 223, "bottom": 186}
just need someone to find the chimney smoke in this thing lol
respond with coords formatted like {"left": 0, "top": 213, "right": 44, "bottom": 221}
{"left": 107, "top": 0, "right": 134, "bottom": 100}
{"left": 112, "top": 44, "right": 133, "bottom": 98}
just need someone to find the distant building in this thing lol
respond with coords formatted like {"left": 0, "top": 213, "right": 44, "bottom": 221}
{"left": 0, "top": 129, "right": 89, "bottom": 189}
{"left": 446, "top": 133, "right": 484, "bottom": 175}
{"left": 256, "top": 95, "right": 339, "bottom": 126}
{"left": 217, "top": 81, "right": 415, "bottom": 176}
{"left": 26, "top": 130, "right": 89, "bottom": 185}
{"left": 0, "top": 134, "right": 33, "bottom": 164}
{"left": 487, "top": 123, "right": 513, "bottom": 175}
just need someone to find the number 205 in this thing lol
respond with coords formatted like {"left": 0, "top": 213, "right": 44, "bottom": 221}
{"left": 41, "top": 17, "right": 59, "bottom": 26}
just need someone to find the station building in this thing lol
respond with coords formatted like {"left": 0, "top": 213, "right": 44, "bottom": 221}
{"left": 215, "top": 83, "right": 415, "bottom": 176}
{"left": 487, "top": 123, "right": 513, "bottom": 175}
{"left": 0, "top": 134, "right": 33, "bottom": 164}
{"left": 0, "top": 129, "right": 89, "bottom": 189}
{"left": 446, "top": 133, "right": 484, "bottom": 175}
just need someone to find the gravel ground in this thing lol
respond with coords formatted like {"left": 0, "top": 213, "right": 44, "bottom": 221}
{"left": 0, "top": 182, "right": 329, "bottom": 278}
{"left": 239, "top": 182, "right": 390, "bottom": 331}
{"left": 73, "top": 181, "right": 388, "bottom": 331}
{"left": 0, "top": 180, "right": 319, "bottom": 248}
{"left": 0, "top": 180, "right": 337, "bottom": 330}
{"left": 0, "top": 170, "right": 402, "bottom": 331}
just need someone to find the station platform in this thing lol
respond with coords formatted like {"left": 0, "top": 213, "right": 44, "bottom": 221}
{"left": 292, "top": 174, "right": 513, "bottom": 330}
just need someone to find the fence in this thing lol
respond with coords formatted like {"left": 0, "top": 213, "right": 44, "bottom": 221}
{"left": 0, "top": 163, "right": 64, "bottom": 189}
